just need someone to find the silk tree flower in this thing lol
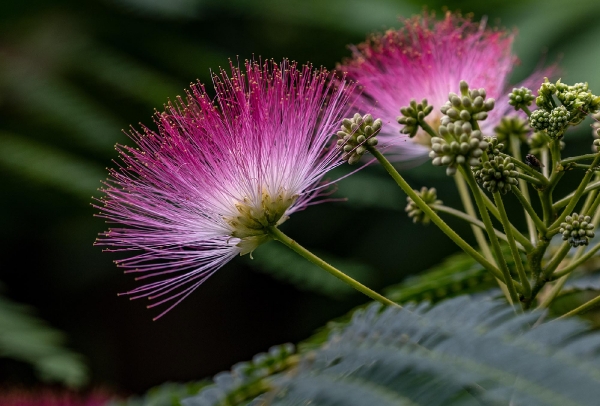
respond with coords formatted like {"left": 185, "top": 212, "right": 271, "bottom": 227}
{"left": 95, "top": 60, "right": 356, "bottom": 319}
{"left": 339, "top": 11, "right": 552, "bottom": 161}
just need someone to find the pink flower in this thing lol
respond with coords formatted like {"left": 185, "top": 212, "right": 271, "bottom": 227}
{"left": 95, "top": 60, "right": 356, "bottom": 319}
{"left": 340, "top": 11, "right": 552, "bottom": 161}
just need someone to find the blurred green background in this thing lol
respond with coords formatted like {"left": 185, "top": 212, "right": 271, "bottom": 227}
{"left": 2, "top": 0, "right": 600, "bottom": 397}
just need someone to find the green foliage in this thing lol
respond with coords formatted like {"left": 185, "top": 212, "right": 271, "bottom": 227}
{"left": 0, "top": 132, "right": 105, "bottom": 199}
{"left": 384, "top": 251, "right": 496, "bottom": 303}
{"left": 565, "top": 273, "right": 600, "bottom": 292}
{"left": 181, "top": 344, "right": 296, "bottom": 406}
{"left": 300, "top": 250, "right": 499, "bottom": 351}
{"left": 247, "top": 243, "right": 377, "bottom": 298}
{"left": 332, "top": 169, "right": 405, "bottom": 210}
{"left": 0, "top": 287, "right": 88, "bottom": 387}
{"left": 109, "top": 382, "right": 210, "bottom": 406}
{"left": 186, "top": 295, "right": 600, "bottom": 406}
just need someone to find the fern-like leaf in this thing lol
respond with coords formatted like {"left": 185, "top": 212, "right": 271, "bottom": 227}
{"left": 108, "top": 381, "right": 210, "bottom": 406}
{"left": 187, "top": 295, "right": 600, "bottom": 406}
{"left": 182, "top": 344, "right": 296, "bottom": 406}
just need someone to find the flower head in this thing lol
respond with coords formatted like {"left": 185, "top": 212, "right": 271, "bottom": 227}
{"left": 96, "top": 59, "right": 356, "bottom": 318}
{"left": 339, "top": 11, "right": 552, "bottom": 161}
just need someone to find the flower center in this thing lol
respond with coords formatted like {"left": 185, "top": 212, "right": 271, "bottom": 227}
{"left": 225, "top": 190, "right": 298, "bottom": 255}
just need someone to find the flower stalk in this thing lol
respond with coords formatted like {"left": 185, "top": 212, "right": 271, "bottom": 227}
{"left": 367, "top": 145, "right": 508, "bottom": 284}
{"left": 267, "top": 226, "right": 400, "bottom": 308}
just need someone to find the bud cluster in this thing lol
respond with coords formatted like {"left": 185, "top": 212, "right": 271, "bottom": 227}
{"left": 397, "top": 99, "right": 434, "bottom": 138}
{"left": 559, "top": 213, "right": 595, "bottom": 247}
{"left": 592, "top": 112, "right": 600, "bottom": 152}
{"left": 337, "top": 113, "right": 381, "bottom": 164}
{"left": 555, "top": 81, "right": 600, "bottom": 125}
{"left": 473, "top": 156, "right": 519, "bottom": 195}
{"left": 440, "top": 80, "right": 495, "bottom": 124}
{"left": 531, "top": 79, "right": 600, "bottom": 140}
{"left": 405, "top": 187, "right": 442, "bottom": 225}
{"left": 484, "top": 136, "right": 505, "bottom": 157}
{"left": 530, "top": 106, "right": 571, "bottom": 139}
{"left": 429, "top": 122, "right": 488, "bottom": 176}
{"left": 494, "top": 117, "right": 530, "bottom": 143}
{"left": 508, "top": 87, "right": 534, "bottom": 111}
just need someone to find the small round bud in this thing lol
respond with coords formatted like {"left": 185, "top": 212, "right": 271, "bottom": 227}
{"left": 429, "top": 124, "right": 489, "bottom": 176}
{"left": 473, "top": 156, "right": 519, "bottom": 194}
{"left": 508, "top": 87, "right": 534, "bottom": 111}
{"left": 337, "top": 113, "right": 381, "bottom": 164}
{"left": 484, "top": 99, "right": 495, "bottom": 111}
{"left": 547, "top": 106, "right": 570, "bottom": 139}
{"left": 483, "top": 136, "right": 505, "bottom": 157}
{"left": 405, "top": 187, "right": 442, "bottom": 225}
{"left": 397, "top": 99, "right": 432, "bottom": 138}
{"left": 559, "top": 212, "right": 595, "bottom": 247}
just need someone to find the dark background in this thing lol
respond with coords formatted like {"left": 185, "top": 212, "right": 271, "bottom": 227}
{"left": 2, "top": 0, "right": 600, "bottom": 397}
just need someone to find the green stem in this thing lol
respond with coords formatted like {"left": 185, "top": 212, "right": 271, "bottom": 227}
{"left": 541, "top": 148, "right": 550, "bottom": 179}
{"left": 560, "top": 154, "right": 599, "bottom": 166}
{"left": 557, "top": 293, "right": 600, "bottom": 319}
{"left": 538, "top": 187, "right": 600, "bottom": 309}
{"left": 493, "top": 192, "right": 531, "bottom": 296}
{"left": 419, "top": 119, "right": 438, "bottom": 139}
{"left": 550, "top": 241, "right": 600, "bottom": 279}
{"left": 267, "top": 226, "right": 400, "bottom": 307}
{"left": 528, "top": 238, "right": 550, "bottom": 281}
{"left": 548, "top": 154, "right": 600, "bottom": 232}
{"left": 367, "top": 146, "right": 506, "bottom": 283}
{"left": 540, "top": 168, "right": 565, "bottom": 228}
{"left": 480, "top": 193, "right": 535, "bottom": 252}
{"left": 539, "top": 189, "right": 553, "bottom": 227}
{"left": 498, "top": 152, "right": 548, "bottom": 185}
{"left": 553, "top": 180, "right": 600, "bottom": 211}
{"left": 551, "top": 139, "right": 562, "bottom": 173}
{"left": 582, "top": 174, "right": 600, "bottom": 216}
{"left": 430, "top": 204, "right": 525, "bottom": 252}
{"left": 515, "top": 173, "right": 546, "bottom": 187}
{"left": 570, "top": 164, "right": 598, "bottom": 170}
{"left": 454, "top": 173, "right": 495, "bottom": 261}
{"left": 520, "top": 105, "right": 532, "bottom": 117}
{"left": 586, "top": 190, "right": 600, "bottom": 216}
{"left": 535, "top": 273, "right": 567, "bottom": 310}
{"left": 543, "top": 242, "right": 572, "bottom": 278}
{"left": 509, "top": 135, "right": 537, "bottom": 244}
{"left": 460, "top": 165, "right": 521, "bottom": 302}
{"left": 511, "top": 186, "right": 546, "bottom": 234}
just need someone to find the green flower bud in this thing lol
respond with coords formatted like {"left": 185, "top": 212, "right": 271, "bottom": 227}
{"left": 439, "top": 81, "right": 495, "bottom": 127}
{"left": 429, "top": 127, "right": 487, "bottom": 176}
{"left": 559, "top": 213, "right": 595, "bottom": 247}
{"left": 405, "top": 186, "right": 442, "bottom": 225}
{"left": 508, "top": 87, "right": 534, "bottom": 111}
{"left": 337, "top": 113, "right": 381, "bottom": 164}
{"left": 494, "top": 117, "right": 530, "bottom": 143}
{"left": 483, "top": 136, "right": 505, "bottom": 157}
{"left": 473, "top": 156, "right": 519, "bottom": 194}
{"left": 546, "top": 105, "right": 570, "bottom": 139}
{"left": 591, "top": 112, "right": 600, "bottom": 152}
{"left": 397, "top": 98, "right": 433, "bottom": 138}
